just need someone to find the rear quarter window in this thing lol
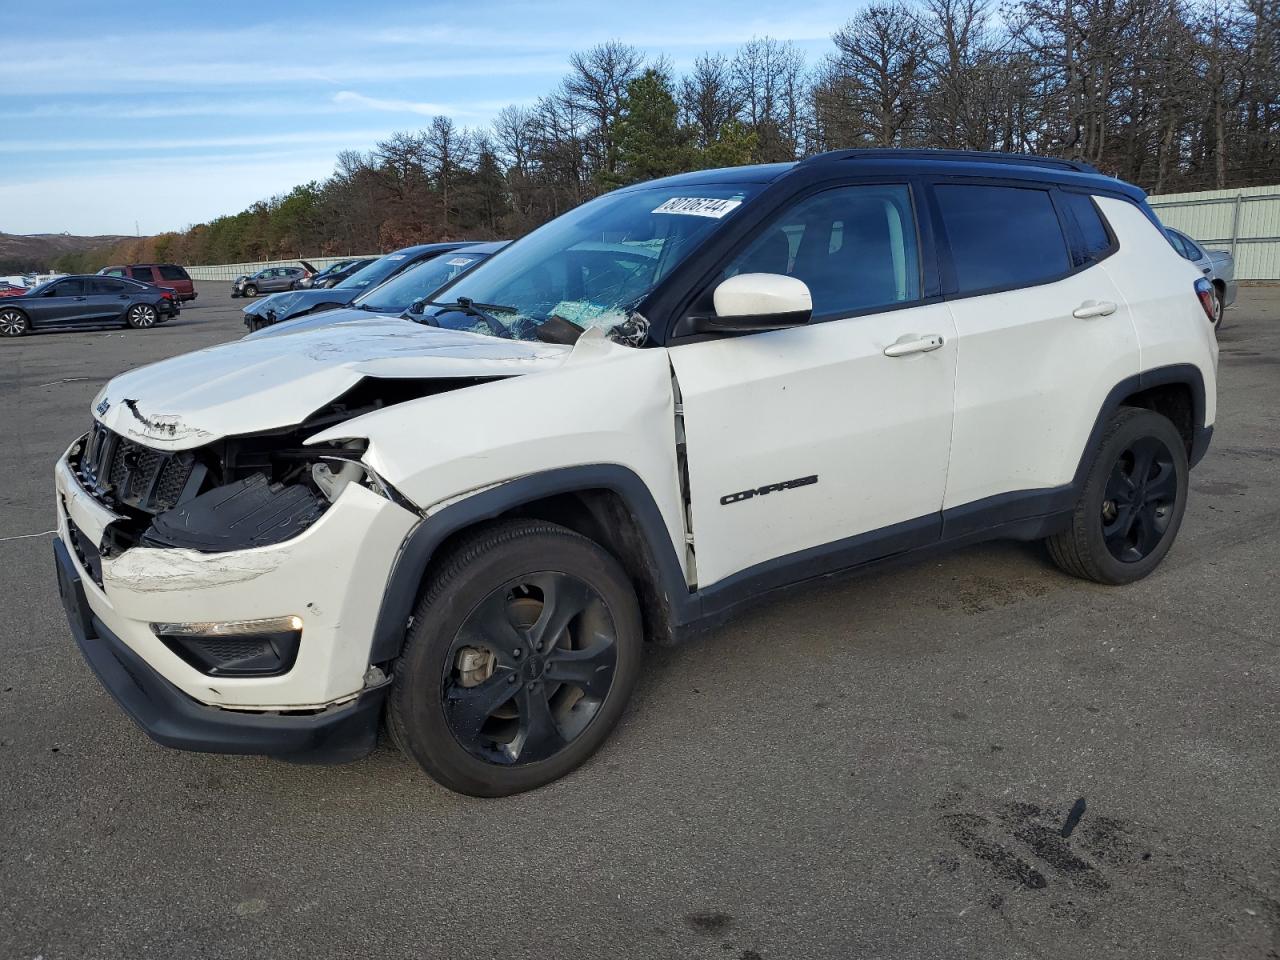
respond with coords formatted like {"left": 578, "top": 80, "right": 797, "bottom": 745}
{"left": 158, "top": 265, "right": 189, "bottom": 280}
{"left": 1059, "top": 192, "right": 1115, "bottom": 266}
{"left": 936, "top": 183, "right": 1070, "bottom": 294}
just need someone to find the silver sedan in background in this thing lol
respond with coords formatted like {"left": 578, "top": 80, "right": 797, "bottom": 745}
{"left": 1167, "top": 227, "right": 1236, "bottom": 330}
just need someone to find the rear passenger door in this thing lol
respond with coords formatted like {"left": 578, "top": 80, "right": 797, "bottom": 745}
{"left": 87, "top": 278, "right": 132, "bottom": 323}
{"left": 931, "top": 180, "right": 1140, "bottom": 524}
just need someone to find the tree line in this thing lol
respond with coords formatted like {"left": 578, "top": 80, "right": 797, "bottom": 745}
{"left": 57, "top": 0, "right": 1279, "bottom": 272}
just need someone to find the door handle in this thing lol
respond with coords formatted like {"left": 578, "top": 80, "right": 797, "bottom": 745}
{"left": 73, "top": 296, "right": 87, "bottom": 301}
{"left": 884, "top": 334, "right": 945, "bottom": 357}
{"left": 1072, "top": 300, "right": 1117, "bottom": 319}
{"left": 1202, "top": 267, "right": 1212, "bottom": 275}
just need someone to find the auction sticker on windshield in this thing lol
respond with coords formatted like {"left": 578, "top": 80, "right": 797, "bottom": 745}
{"left": 446, "top": 257, "right": 475, "bottom": 266}
{"left": 652, "top": 197, "right": 742, "bottom": 218}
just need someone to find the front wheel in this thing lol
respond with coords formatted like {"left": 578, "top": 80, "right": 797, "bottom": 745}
{"left": 387, "top": 520, "right": 643, "bottom": 797}
{"left": 1212, "top": 287, "right": 1225, "bottom": 330}
{"left": 1046, "top": 407, "right": 1189, "bottom": 585}
{"left": 243, "top": 284, "right": 258, "bottom": 298}
{"left": 126, "top": 304, "right": 158, "bottom": 329}
{"left": 0, "top": 307, "right": 29, "bottom": 337}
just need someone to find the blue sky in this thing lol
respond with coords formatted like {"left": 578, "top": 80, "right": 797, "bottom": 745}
{"left": 0, "top": 0, "right": 850, "bottom": 237}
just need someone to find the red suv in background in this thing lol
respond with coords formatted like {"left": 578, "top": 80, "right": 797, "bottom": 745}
{"left": 98, "top": 264, "right": 196, "bottom": 301}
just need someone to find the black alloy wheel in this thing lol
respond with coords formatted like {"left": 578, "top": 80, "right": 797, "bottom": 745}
{"left": 1100, "top": 435, "right": 1178, "bottom": 563}
{"left": 443, "top": 571, "right": 619, "bottom": 766}
{"left": 388, "top": 520, "right": 642, "bottom": 796}
{"left": 1046, "top": 407, "right": 1189, "bottom": 585}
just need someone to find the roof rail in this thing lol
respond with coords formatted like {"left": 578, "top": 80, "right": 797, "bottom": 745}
{"left": 801, "top": 148, "right": 1099, "bottom": 175}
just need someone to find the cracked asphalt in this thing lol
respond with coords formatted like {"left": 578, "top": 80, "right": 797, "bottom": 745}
{"left": 1, "top": 287, "right": 1277, "bottom": 959}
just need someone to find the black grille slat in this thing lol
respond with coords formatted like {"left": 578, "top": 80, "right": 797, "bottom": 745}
{"left": 75, "top": 423, "right": 197, "bottom": 514}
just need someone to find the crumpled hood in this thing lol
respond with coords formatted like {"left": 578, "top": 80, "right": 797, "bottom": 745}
{"left": 242, "top": 288, "right": 355, "bottom": 321}
{"left": 92, "top": 316, "right": 571, "bottom": 451}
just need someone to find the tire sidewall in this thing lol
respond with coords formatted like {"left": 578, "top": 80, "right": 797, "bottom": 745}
{"left": 390, "top": 528, "right": 642, "bottom": 797}
{"left": 1079, "top": 410, "right": 1189, "bottom": 583}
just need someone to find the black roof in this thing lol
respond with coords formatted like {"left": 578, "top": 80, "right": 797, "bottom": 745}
{"left": 620, "top": 148, "right": 1144, "bottom": 203}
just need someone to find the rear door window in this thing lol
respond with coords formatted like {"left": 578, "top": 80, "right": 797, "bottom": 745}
{"left": 935, "top": 183, "right": 1070, "bottom": 294}
{"left": 92, "top": 278, "right": 127, "bottom": 294}
{"left": 130, "top": 267, "right": 155, "bottom": 282}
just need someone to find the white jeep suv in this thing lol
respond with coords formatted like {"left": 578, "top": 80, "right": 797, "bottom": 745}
{"left": 53, "top": 150, "right": 1218, "bottom": 796}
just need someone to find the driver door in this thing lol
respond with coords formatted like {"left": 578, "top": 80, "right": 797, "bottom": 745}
{"left": 668, "top": 182, "right": 958, "bottom": 591}
{"left": 28, "top": 278, "right": 90, "bottom": 327}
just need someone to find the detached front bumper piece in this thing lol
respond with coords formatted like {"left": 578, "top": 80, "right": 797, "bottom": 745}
{"left": 55, "top": 537, "right": 383, "bottom": 763}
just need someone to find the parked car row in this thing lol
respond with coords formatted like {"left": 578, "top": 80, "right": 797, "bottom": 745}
{"left": 241, "top": 243, "right": 506, "bottom": 331}
{"left": 0, "top": 274, "right": 180, "bottom": 337}
{"left": 298, "top": 257, "right": 377, "bottom": 289}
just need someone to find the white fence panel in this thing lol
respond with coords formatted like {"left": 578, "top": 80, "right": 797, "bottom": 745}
{"left": 1148, "top": 184, "right": 1280, "bottom": 280}
{"left": 186, "top": 255, "right": 376, "bottom": 282}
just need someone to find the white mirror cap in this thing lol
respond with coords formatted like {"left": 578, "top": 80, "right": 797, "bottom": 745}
{"left": 714, "top": 272, "right": 813, "bottom": 319}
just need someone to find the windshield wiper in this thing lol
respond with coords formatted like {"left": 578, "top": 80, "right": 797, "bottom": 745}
{"left": 420, "top": 297, "right": 517, "bottom": 338}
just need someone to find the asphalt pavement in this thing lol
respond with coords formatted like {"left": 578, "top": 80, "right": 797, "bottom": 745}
{"left": 1, "top": 285, "right": 1277, "bottom": 959}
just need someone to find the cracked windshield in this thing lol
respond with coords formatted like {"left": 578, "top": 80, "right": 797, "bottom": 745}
{"left": 420, "top": 184, "right": 760, "bottom": 344}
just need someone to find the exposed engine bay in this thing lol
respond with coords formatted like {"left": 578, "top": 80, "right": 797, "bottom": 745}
{"left": 72, "top": 376, "right": 496, "bottom": 560}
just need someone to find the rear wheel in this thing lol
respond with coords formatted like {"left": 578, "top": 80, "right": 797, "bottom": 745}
{"left": 387, "top": 520, "right": 643, "bottom": 797}
{"left": 1046, "top": 407, "right": 1188, "bottom": 585}
{"left": 0, "top": 307, "right": 28, "bottom": 337}
{"left": 126, "top": 304, "right": 158, "bottom": 329}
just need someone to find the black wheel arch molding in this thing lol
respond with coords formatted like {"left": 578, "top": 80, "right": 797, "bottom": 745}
{"left": 368, "top": 464, "right": 697, "bottom": 664}
{"left": 369, "top": 363, "right": 1212, "bottom": 664}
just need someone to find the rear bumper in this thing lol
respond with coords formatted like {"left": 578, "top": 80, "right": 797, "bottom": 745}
{"left": 55, "top": 537, "right": 383, "bottom": 763}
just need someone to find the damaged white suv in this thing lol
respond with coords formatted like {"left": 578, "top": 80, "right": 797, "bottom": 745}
{"left": 54, "top": 150, "right": 1218, "bottom": 796}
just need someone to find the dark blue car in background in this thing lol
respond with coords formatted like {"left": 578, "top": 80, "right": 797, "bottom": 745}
{"left": 242, "top": 242, "right": 491, "bottom": 331}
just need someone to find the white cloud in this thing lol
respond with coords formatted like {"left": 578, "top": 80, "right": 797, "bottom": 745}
{"left": 330, "top": 91, "right": 467, "bottom": 117}
{"left": 0, "top": 129, "right": 404, "bottom": 154}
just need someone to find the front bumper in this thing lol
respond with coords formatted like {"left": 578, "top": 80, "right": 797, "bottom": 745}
{"left": 54, "top": 538, "right": 383, "bottom": 762}
{"left": 54, "top": 440, "right": 418, "bottom": 713}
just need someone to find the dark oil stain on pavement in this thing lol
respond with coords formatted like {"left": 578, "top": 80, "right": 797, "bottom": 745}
{"left": 685, "top": 911, "right": 734, "bottom": 933}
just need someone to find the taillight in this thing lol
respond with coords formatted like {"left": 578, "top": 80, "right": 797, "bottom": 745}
{"left": 1194, "top": 277, "right": 1215, "bottom": 322}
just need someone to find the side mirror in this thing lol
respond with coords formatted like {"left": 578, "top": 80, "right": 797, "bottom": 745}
{"left": 697, "top": 273, "right": 812, "bottom": 333}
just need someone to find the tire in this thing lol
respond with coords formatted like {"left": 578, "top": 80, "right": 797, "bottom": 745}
{"left": 1046, "top": 407, "right": 1189, "bottom": 585}
{"left": 244, "top": 284, "right": 258, "bottom": 298}
{"left": 387, "top": 520, "right": 643, "bottom": 797}
{"left": 0, "top": 307, "right": 29, "bottom": 337}
{"left": 1212, "top": 285, "right": 1225, "bottom": 330}
{"left": 126, "top": 303, "right": 159, "bottom": 329}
